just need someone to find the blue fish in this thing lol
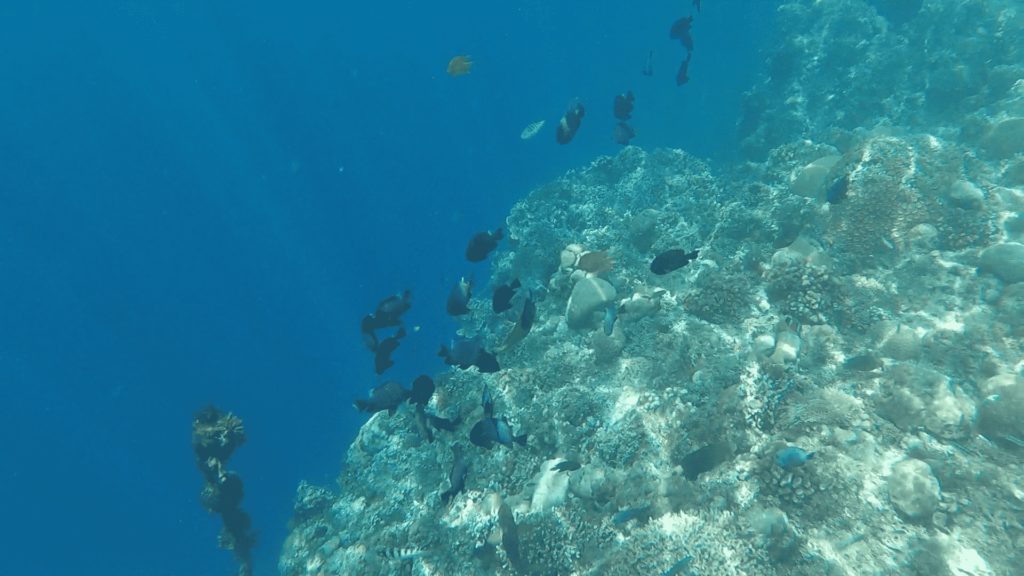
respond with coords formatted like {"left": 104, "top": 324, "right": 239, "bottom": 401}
{"left": 775, "top": 446, "right": 815, "bottom": 470}
{"left": 603, "top": 304, "right": 617, "bottom": 336}
{"left": 826, "top": 174, "right": 850, "bottom": 204}
{"left": 612, "top": 504, "right": 652, "bottom": 526}
{"left": 661, "top": 555, "right": 693, "bottom": 576}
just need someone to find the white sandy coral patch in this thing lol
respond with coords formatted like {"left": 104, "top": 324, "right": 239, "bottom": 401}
{"left": 940, "top": 532, "right": 994, "bottom": 576}
{"left": 530, "top": 459, "right": 569, "bottom": 512}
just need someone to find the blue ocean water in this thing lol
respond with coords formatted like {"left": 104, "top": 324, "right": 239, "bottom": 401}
{"left": 0, "top": 1, "right": 775, "bottom": 574}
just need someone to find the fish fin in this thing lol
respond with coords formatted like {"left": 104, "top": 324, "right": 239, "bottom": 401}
{"left": 806, "top": 451, "right": 816, "bottom": 460}
{"left": 514, "top": 434, "right": 528, "bottom": 446}
{"left": 354, "top": 400, "right": 370, "bottom": 413}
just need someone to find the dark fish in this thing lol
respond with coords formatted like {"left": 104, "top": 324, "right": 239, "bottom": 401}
{"left": 446, "top": 277, "right": 473, "bottom": 316}
{"left": 826, "top": 174, "right": 850, "bottom": 204}
{"left": 482, "top": 384, "right": 494, "bottom": 417}
{"left": 650, "top": 248, "right": 699, "bottom": 275}
{"left": 413, "top": 404, "right": 434, "bottom": 443}
{"left": 474, "top": 349, "right": 500, "bottom": 373}
{"left": 427, "top": 413, "right": 460, "bottom": 432}
{"left": 642, "top": 50, "right": 654, "bottom": 76}
{"left": 613, "top": 91, "right": 635, "bottom": 120}
{"left": 466, "top": 228, "right": 503, "bottom": 262}
{"left": 669, "top": 16, "right": 694, "bottom": 51}
{"left": 602, "top": 303, "right": 617, "bottom": 336}
{"left": 551, "top": 460, "right": 581, "bottom": 472}
{"left": 680, "top": 442, "right": 731, "bottom": 481}
{"left": 612, "top": 504, "right": 653, "bottom": 526}
{"left": 373, "top": 326, "right": 406, "bottom": 375}
{"left": 441, "top": 447, "right": 469, "bottom": 505}
{"left": 844, "top": 353, "right": 883, "bottom": 372}
{"left": 361, "top": 290, "right": 412, "bottom": 348}
{"left": 439, "top": 338, "right": 500, "bottom": 373}
{"left": 776, "top": 446, "right": 815, "bottom": 470}
{"left": 409, "top": 374, "right": 435, "bottom": 406}
{"left": 469, "top": 417, "right": 526, "bottom": 449}
{"left": 556, "top": 101, "right": 585, "bottom": 144}
{"left": 354, "top": 381, "right": 410, "bottom": 415}
{"left": 492, "top": 278, "right": 521, "bottom": 313}
{"left": 676, "top": 52, "right": 692, "bottom": 86}
{"left": 498, "top": 502, "right": 525, "bottom": 572}
{"left": 662, "top": 556, "right": 694, "bottom": 576}
{"left": 693, "top": 0, "right": 701, "bottom": 14}
{"left": 518, "top": 296, "right": 536, "bottom": 334}
{"left": 613, "top": 122, "right": 635, "bottom": 146}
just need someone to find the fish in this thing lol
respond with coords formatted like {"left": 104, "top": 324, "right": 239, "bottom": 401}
{"left": 380, "top": 546, "right": 425, "bottom": 561}
{"left": 612, "top": 504, "right": 652, "bottom": 526}
{"left": 427, "top": 413, "right": 460, "bottom": 432}
{"left": 409, "top": 374, "right": 435, "bottom": 406}
{"left": 843, "top": 353, "right": 883, "bottom": 372}
{"left": 373, "top": 326, "right": 406, "bottom": 375}
{"left": 446, "top": 277, "right": 473, "bottom": 316}
{"left": 642, "top": 50, "right": 654, "bottom": 76}
{"left": 826, "top": 174, "right": 850, "bottom": 204}
{"left": 439, "top": 338, "right": 501, "bottom": 373}
{"left": 482, "top": 384, "right": 494, "bottom": 417}
{"left": 556, "top": 101, "right": 585, "bottom": 144}
{"left": 693, "top": 0, "right": 701, "bottom": 14}
{"left": 520, "top": 120, "right": 545, "bottom": 140}
{"left": 681, "top": 442, "right": 731, "bottom": 481}
{"left": 613, "top": 91, "right": 635, "bottom": 120}
{"left": 447, "top": 55, "right": 473, "bottom": 77}
{"left": 550, "top": 460, "right": 581, "bottom": 472}
{"left": 354, "top": 381, "right": 409, "bottom": 415}
{"left": 775, "top": 446, "right": 815, "bottom": 470}
{"left": 466, "top": 228, "right": 503, "bottom": 262}
{"left": 602, "top": 303, "right": 617, "bottom": 336}
{"left": 669, "top": 16, "right": 694, "bottom": 52}
{"left": 361, "top": 290, "right": 412, "bottom": 346}
{"left": 661, "top": 556, "right": 694, "bottom": 576}
{"left": 473, "top": 349, "right": 500, "bottom": 373}
{"left": 613, "top": 122, "right": 635, "bottom": 146}
{"left": 492, "top": 279, "right": 521, "bottom": 313}
{"left": 650, "top": 248, "right": 699, "bottom": 275}
{"left": 498, "top": 293, "right": 536, "bottom": 351}
{"left": 676, "top": 52, "right": 692, "bottom": 86}
{"left": 469, "top": 417, "right": 527, "bottom": 449}
{"left": 498, "top": 502, "right": 525, "bottom": 571}
{"left": 441, "top": 447, "right": 468, "bottom": 505}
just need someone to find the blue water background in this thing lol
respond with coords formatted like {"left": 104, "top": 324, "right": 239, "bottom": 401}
{"left": 0, "top": 1, "right": 775, "bottom": 574}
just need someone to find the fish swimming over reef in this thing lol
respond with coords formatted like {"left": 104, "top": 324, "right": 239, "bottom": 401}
{"left": 447, "top": 55, "right": 473, "bottom": 77}
{"left": 373, "top": 326, "right": 406, "bottom": 375}
{"left": 681, "top": 442, "right": 731, "bottom": 481}
{"left": 498, "top": 502, "right": 525, "bottom": 571}
{"left": 826, "top": 174, "right": 850, "bottom": 204}
{"left": 602, "top": 303, "right": 618, "bottom": 336}
{"left": 355, "top": 381, "right": 409, "bottom": 415}
{"left": 498, "top": 293, "right": 536, "bottom": 351}
{"left": 380, "top": 546, "right": 426, "bottom": 561}
{"left": 446, "top": 277, "right": 473, "bottom": 316}
{"left": 466, "top": 228, "right": 503, "bottom": 262}
{"left": 613, "top": 122, "right": 635, "bottom": 145}
{"left": 482, "top": 384, "right": 494, "bottom": 417}
{"left": 613, "top": 91, "right": 635, "bottom": 120}
{"left": 361, "top": 290, "right": 412, "bottom": 347}
{"left": 439, "top": 338, "right": 500, "bottom": 373}
{"left": 413, "top": 404, "right": 435, "bottom": 443}
{"left": 520, "top": 120, "right": 545, "bottom": 140}
{"left": 556, "top": 101, "right": 585, "bottom": 144}
{"left": 776, "top": 446, "right": 815, "bottom": 470}
{"left": 409, "top": 374, "right": 435, "bottom": 406}
{"left": 670, "top": 16, "right": 694, "bottom": 51}
{"left": 551, "top": 460, "right": 581, "bottom": 472}
{"left": 650, "top": 248, "right": 699, "bottom": 275}
{"left": 470, "top": 416, "right": 527, "bottom": 449}
{"left": 440, "top": 447, "right": 469, "bottom": 504}
{"left": 844, "top": 353, "right": 883, "bottom": 372}
{"left": 676, "top": 52, "right": 692, "bottom": 86}
{"left": 612, "top": 504, "right": 653, "bottom": 526}
{"left": 492, "top": 279, "right": 521, "bottom": 313}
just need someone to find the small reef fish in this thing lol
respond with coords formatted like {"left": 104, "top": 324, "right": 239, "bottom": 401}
{"left": 676, "top": 52, "right": 692, "bottom": 87}
{"left": 613, "top": 91, "right": 635, "bottom": 120}
{"left": 661, "top": 555, "right": 694, "bottom": 576}
{"left": 361, "top": 290, "right": 412, "bottom": 347}
{"left": 551, "top": 460, "right": 582, "bottom": 473}
{"left": 498, "top": 502, "right": 525, "bottom": 572}
{"left": 446, "top": 277, "right": 473, "bottom": 316}
{"left": 843, "top": 353, "right": 883, "bottom": 372}
{"left": 470, "top": 416, "right": 527, "bottom": 449}
{"left": 466, "top": 228, "right": 503, "bottom": 262}
{"left": 499, "top": 293, "right": 536, "bottom": 350}
{"left": 355, "top": 381, "right": 409, "bottom": 415}
{"left": 439, "top": 338, "right": 500, "bottom": 373}
{"left": 642, "top": 50, "right": 654, "bottom": 76}
{"left": 556, "top": 101, "right": 585, "bottom": 144}
{"left": 427, "top": 413, "right": 460, "bottom": 432}
{"left": 602, "top": 303, "right": 618, "bottom": 336}
{"left": 669, "top": 16, "right": 694, "bottom": 52}
{"left": 775, "top": 446, "right": 815, "bottom": 470}
{"left": 681, "top": 441, "right": 732, "bottom": 481}
{"left": 440, "top": 447, "right": 469, "bottom": 505}
{"left": 447, "top": 55, "right": 473, "bottom": 77}
{"left": 492, "top": 278, "right": 521, "bottom": 313}
{"left": 613, "top": 122, "right": 636, "bottom": 146}
{"left": 612, "top": 504, "right": 653, "bottom": 526}
{"left": 520, "top": 120, "right": 545, "bottom": 140}
{"left": 650, "top": 248, "right": 699, "bottom": 275}
{"left": 409, "top": 374, "right": 435, "bottom": 406}
{"left": 373, "top": 326, "right": 406, "bottom": 375}
{"left": 826, "top": 174, "right": 850, "bottom": 204}
{"left": 482, "top": 384, "right": 494, "bottom": 417}
{"left": 380, "top": 546, "right": 425, "bottom": 561}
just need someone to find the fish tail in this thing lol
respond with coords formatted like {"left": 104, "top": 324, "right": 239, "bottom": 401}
{"left": 514, "top": 434, "right": 528, "bottom": 446}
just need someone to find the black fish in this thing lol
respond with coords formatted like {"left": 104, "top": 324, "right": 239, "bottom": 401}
{"left": 613, "top": 91, "right": 634, "bottom": 120}
{"left": 518, "top": 296, "right": 536, "bottom": 334}
{"left": 556, "top": 101, "right": 585, "bottom": 144}
{"left": 650, "top": 248, "right": 699, "bottom": 275}
{"left": 826, "top": 174, "right": 850, "bottom": 204}
{"left": 498, "top": 502, "right": 525, "bottom": 572}
{"left": 466, "top": 229, "right": 503, "bottom": 262}
{"left": 482, "top": 384, "right": 494, "bottom": 417}
{"left": 446, "top": 277, "right": 472, "bottom": 316}
{"left": 693, "top": 0, "right": 701, "bottom": 14}
{"left": 362, "top": 290, "right": 412, "bottom": 334}
{"left": 373, "top": 326, "right": 406, "bottom": 375}
{"left": 551, "top": 460, "right": 582, "bottom": 472}
{"left": 409, "top": 374, "right": 435, "bottom": 406}
{"left": 474, "top": 349, "right": 500, "bottom": 373}
{"left": 492, "top": 278, "right": 521, "bottom": 313}
{"left": 642, "top": 50, "right": 654, "bottom": 76}
{"left": 440, "top": 447, "right": 468, "bottom": 505}
{"left": 676, "top": 52, "right": 692, "bottom": 86}
{"left": 427, "top": 413, "right": 460, "bottom": 432}
{"left": 439, "top": 339, "right": 501, "bottom": 373}
{"left": 613, "top": 122, "right": 635, "bottom": 145}
{"left": 470, "top": 417, "right": 527, "bottom": 449}
{"left": 354, "top": 381, "right": 409, "bottom": 415}
{"left": 669, "top": 16, "right": 694, "bottom": 52}
{"left": 680, "top": 442, "right": 731, "bottom": 481}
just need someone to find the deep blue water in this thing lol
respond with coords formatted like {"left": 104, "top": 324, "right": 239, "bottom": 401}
{"left": 0, "top": 1, "right": 774, "bottom": 574}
